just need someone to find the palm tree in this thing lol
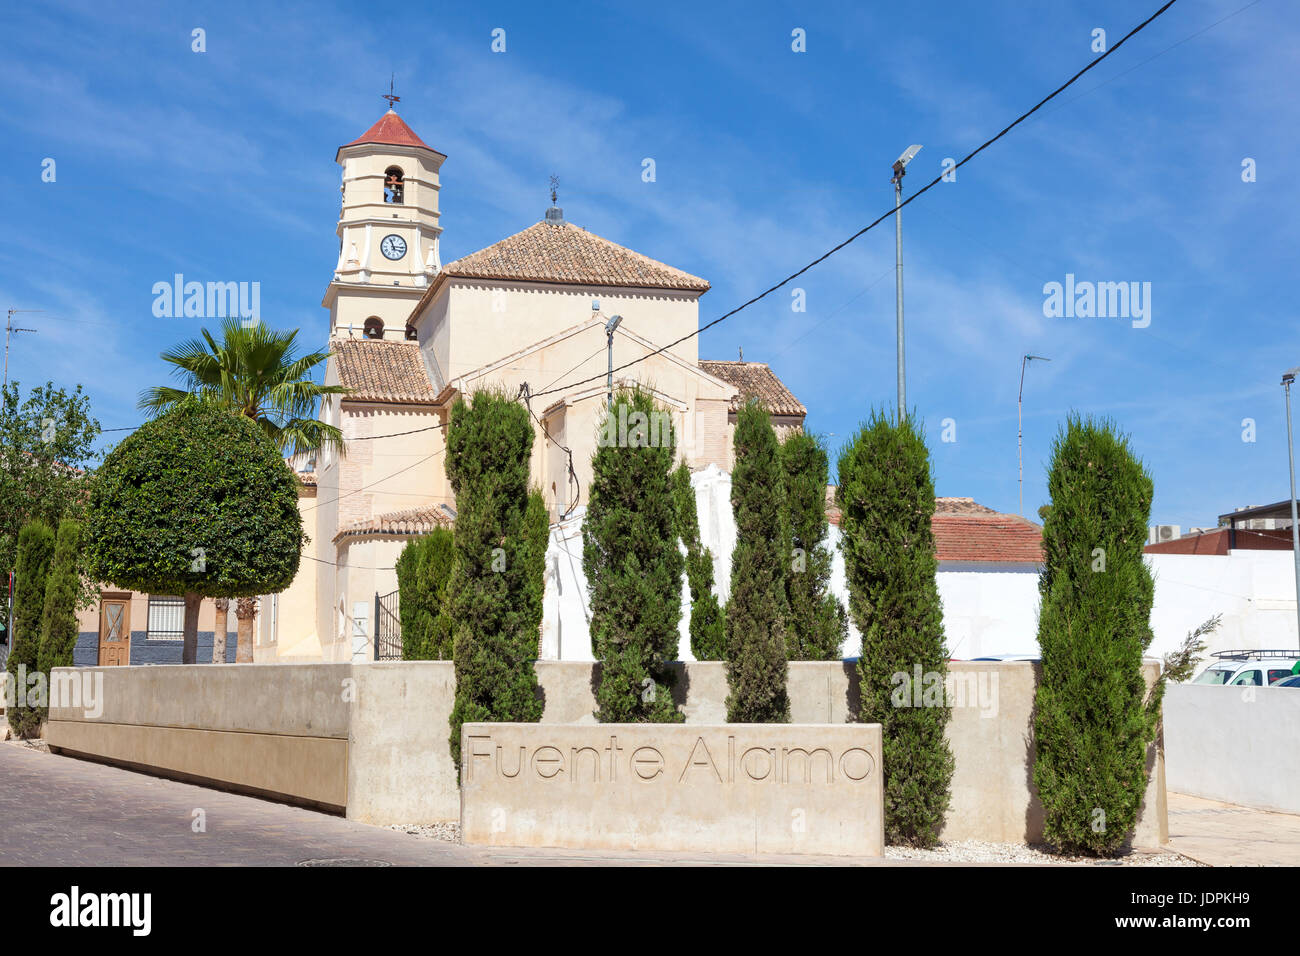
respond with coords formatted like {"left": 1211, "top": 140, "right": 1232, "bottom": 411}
{"left": 141, "top": 318, "right": 350, "bottom": 662}
{"left": 139, "top": 317, "right": 348, "bottom": 458}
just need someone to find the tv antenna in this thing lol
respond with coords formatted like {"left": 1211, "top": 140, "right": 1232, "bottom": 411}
{"left": 4, "top": 309, "right": 42, "bottom": 391}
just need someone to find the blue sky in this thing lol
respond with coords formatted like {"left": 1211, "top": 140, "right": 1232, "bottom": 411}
{"left": 1, "top": 0, "right": 1295, "bottom": 527}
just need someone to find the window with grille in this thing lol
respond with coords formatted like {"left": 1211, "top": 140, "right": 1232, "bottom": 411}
{"left": 146, "top": 595, "right": 185, "bottom": 641}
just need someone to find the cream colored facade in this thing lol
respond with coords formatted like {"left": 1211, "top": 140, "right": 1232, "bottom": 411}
{"left": 262, "top": 108, "right": 804, "bottom": 662}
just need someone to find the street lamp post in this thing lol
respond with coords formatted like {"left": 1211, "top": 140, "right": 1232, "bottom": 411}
{"left": 1283, "top": 366, "right": 1300, "bottom": 651}
{"left": 605, "top": 314, "right": 622, "bottom": 409}
{"left": 891, "top": 145, "right": 922, "bottom": 421}
{"left": 1019, "top": 354, "right": 1051, "bottom": 517}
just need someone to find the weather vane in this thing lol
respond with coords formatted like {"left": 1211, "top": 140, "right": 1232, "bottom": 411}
{"left": 549, "top": 174, "right": 559, "bottom": 206}
{"left": 383, "top": 74, "right": 400, "bottom": 110}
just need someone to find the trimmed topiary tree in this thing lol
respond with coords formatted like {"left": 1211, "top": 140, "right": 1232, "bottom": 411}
{"left": 395, "top": 527, "right": 456, "bottom": 660}
{"left": 36, "top": 518, "right": 83, "bottom": 722}
{"left": 838, "top": 411, "right": 953, "bottom": 847}
{"left": 1033, "top": 415, "right": 1158, "bottom": 856}
{"left": 584, "top": 388, "right": 684, "bottom": 722}
{"left": 672, "top": 464, "right": 725, "bottom": 661}
{"left": 724, "top": 401, "right": 790, "bottom": 723}
{"left": 445, "top": 391, "right": 545, "bottom": 767}
{"left": 6, "top": 520, "right": 55, "bottom": 737}
{"left": 84, "top": 399, "right": 304, "bottom": 663}
{"left": 780, "top": 432, "right": 847, "bottom": 660}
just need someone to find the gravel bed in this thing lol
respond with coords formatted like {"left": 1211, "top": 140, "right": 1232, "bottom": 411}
{"left": 886, "top": 840, "right": 1202, "bottom": 866}
{"left": 388, "top": 822, "right": 462, "bottom": 843}
{"left": 388, "top": 823, "right": 1198, "bottom": 865}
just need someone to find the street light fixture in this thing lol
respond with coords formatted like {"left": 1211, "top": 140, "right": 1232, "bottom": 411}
{"left": 891, "top": 145, "right": 922, "bottom": 421}
{"left": 605, "top": 314, "right": 623, "bottom": 409}
{"left": 1283, "top": 366, "right": 1300, "bottom": 651}
{"left": 1019, "top": 354, "right": 1051, "bottom": 517}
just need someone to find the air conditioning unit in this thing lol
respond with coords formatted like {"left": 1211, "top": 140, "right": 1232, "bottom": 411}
{"left": 1148, "top": 524, "right": 1181, "bottom": 543}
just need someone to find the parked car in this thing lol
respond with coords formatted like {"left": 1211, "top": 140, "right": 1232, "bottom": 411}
{"left": 1270, "top": 674, "right": 1300, "bottom": 688}
{"left": 968, "top": 654, "right": 1040, "bottom": 662}
{"left": 1192, "top": 650, "right": 1300, "bottom": 687}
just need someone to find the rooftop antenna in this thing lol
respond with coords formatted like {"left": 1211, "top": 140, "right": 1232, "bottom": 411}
{"left": 4, "top": 309, "right": 42, "bottom": 391}
{"left": 383, "top": 74, "right": 400, "bottom": 111}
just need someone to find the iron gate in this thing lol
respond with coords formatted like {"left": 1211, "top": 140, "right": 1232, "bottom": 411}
{"left": 374, "top": 589, "right": 402, "bottom": 660}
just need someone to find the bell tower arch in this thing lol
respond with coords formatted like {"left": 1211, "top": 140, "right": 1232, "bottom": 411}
{"left": 324, "top": 105, "right": 445, "bottom": 339}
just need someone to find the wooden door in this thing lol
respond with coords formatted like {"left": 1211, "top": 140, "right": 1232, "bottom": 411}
{"left": 98, "top": 597, "right": 131, "bottom": 666}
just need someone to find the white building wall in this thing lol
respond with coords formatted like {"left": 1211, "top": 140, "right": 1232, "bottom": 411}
{"left": 539, "top": 466, "right": 1300, "bottom": 668}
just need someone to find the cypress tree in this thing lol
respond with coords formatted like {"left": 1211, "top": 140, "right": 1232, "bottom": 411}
{"left": 724, "top": 401, "right": 790, "bottom": 723}
{"left": 1033, "top": 415, "right": 1158, "bottom": 855}
{"left": 6, "top": 520, "right": 55, "bottom": 738}
{"left": 671, "top": 463, "right": 725, "bottom": 660}
{"left": 584, "top": 388, "right": 684, "bottom": 722}
{"left": 838, "top": 411, "right": 953, "bottom": 846}
{"left": 395, "top": 527, "right": 455, "bottom": 660}
{"left": 445, "top": 391, "right": 544, "bottom": 766}
{"left": 780, "top": 432, "right": 847, "bottom": 660}
{"left": 36, "top": 519, "right": 83, "bottom": 723}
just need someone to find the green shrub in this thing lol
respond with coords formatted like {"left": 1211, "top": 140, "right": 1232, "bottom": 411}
{"left": 1033, "top": 415, "right": 1158, "bottom": 855}
{"left": 671, "top": 464, "right": 725, "bottom": 661}
{"left": 584, "top": 389, "right": 684, "bottom": 722}
{"left": 84, "top": 399, "right": 304, "bottom": 662}
{"left": 395, "top": 527, "right": 455, "bottom": 660}
{"left": 6, "top": 520, "right": 55, "bottom": 737}
{"left": 838, "top": 411, "right": 952, "bottom": 846}
{"left": 445, "top": 391, "right": 544, "bottom": 766}
{"left": 780, "top": 432, "right": 846, "bottom": 660}
{"left": 36, "top": 519, "right": 83, "bottom": 722}
{"left": 724, "top": 401, "right": 790, "bottom": 723}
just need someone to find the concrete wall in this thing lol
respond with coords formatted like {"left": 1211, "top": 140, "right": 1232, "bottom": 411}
{"left": 534, "top": 659, "right": 1165, "bottom": 847}
{"left": 1164, "top": 683, "right": 1300, "bottom": 813}
{"left": 44, "top": 661, "right": 459, "bottom": 824}
{"left": 43, "top": 659, "right": 1166, "bottom": 847}
{"left": 461, "top": 722, "right": 884, "bottom": 856}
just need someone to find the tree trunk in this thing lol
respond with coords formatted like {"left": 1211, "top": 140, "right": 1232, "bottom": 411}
{"left": 182, "top": 593, "right": 202, "bottom": 664}
{"left": 212, "top": 598, "right": 230, "bottom": 663}
{"left": 235, "top": 597, "right": 257, "bottom": 663}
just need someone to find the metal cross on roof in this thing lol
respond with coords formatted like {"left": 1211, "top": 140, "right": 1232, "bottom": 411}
{"left": 549, "top": 174, "right": 559, "bottom": 206}
{"left": 383, "top": 74, "right": 400, "bottom": 110}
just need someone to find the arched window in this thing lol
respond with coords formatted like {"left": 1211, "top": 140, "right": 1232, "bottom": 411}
{"left": 363, "top": 317, "right": 384, "bottom": 339}
{"left": 404, "top": 323, "right": 418, "bottom": 341}
{"left": 383, "top": 167, "right": 404, "bottom": 204}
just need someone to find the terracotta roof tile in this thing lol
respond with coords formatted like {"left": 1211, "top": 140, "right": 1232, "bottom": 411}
{"left": 442, "top": 221, "right": 710, "bottom": 292}
{"left": 698, "top": 360, "right": 806, "bottom": 417}
{"left": 334, "top": 504, "right": 454, "bottom": 542}
{"left": 934, "top": 497, "right": 1000, "bottom": 516}
{"left": 343, "top": 110, "right": 437, "bottom": 152}
{"left": 931, "top": 514, "right": 1044, "bottom": 564}
{"left": 825, "top": 491, "right": 1044, "bottom": 565}
{"left": 332, "top": 338, "right": 435, "bottom": 405}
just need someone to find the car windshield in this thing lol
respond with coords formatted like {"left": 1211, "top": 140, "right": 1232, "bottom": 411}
{"left": 1193, "top": 668, "right": 1232, "bottom": 685}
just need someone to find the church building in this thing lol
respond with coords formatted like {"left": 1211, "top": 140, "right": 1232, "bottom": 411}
{"left": 258, "top": 106, "right": 807, "bottom": 662}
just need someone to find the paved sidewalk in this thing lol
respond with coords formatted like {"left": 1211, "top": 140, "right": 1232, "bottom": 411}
{"left": 0, "top": 744, "right": 903, "bottom": 867}
{"left": 1167, "top": 791, "right": 1300, "bottom": 867}
{"left": 0, "top": 744, "right": 1240, "bottom": 867}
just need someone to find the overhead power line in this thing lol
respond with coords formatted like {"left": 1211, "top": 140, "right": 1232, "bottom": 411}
{"left": 529, "top": 0, "right": 1182, "bottom": 402}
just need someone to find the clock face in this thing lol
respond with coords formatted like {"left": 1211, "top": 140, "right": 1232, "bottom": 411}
{"left": 380, "top": 234, "right": 407, "bottom": 260}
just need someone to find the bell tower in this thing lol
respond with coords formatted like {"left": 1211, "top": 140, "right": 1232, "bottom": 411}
{"left": 323, "top": 99, "right": 445, "bottom": 341}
